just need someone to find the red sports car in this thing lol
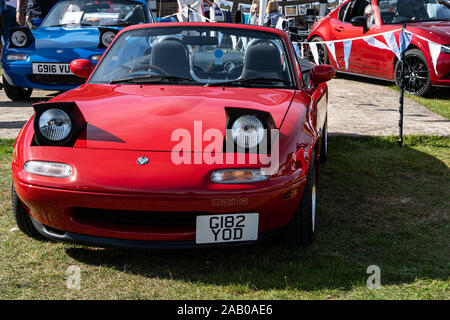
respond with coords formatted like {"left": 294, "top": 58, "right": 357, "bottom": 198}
{"left": 11, "top": 22, "right": 334, "bottom": 249}
{"left": 308, "top": 0, "right": 450, "bottom": 96}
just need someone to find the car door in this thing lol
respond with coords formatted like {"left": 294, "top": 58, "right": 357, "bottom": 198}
{"left": 328, "top": 0, "right": 383, "bottom": 76}
{"left": 371, "top": 0, "right": 403, "bottom": 80}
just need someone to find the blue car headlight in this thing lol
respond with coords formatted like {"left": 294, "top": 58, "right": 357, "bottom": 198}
{"left": 11, "top": 30, "right": 28, "bottom": 47}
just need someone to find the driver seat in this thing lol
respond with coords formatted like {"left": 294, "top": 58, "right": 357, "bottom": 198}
{"left": 150, "top": 40, "right": 190, "bottom": 79}
{"left": 241, "top": 42, "right": 283, "bottom": 79}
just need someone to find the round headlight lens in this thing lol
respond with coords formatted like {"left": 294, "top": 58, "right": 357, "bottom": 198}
{"left": 11, "top": 30, "right": 28, "bottom": 47}
{"left": 231, "top": 115, "right": 265, "bottom": 149}
{"left": 101, "top": 31, "right": 116, "bottom": 47}
{"left": 39, "top": 109, "right": 72, "bottom": 142}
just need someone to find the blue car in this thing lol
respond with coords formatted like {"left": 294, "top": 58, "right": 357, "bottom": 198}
{"left": 2, "top": 0, "right": 152, "bottom": 101}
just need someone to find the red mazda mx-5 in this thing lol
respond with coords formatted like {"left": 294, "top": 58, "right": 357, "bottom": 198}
{"left": 11, "top": 23, "right": 334, "bottom": 249}
{"left": 308, "top": 0, "right": 450, "bottom": 96}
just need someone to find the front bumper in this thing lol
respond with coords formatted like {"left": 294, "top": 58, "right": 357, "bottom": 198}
{"left": 30, "top": 215, "right": 282, "bottom": 249}
{"left": 1, "top": 51, "right": 101, "bottom": 91}
{"left": 14, "top": 176, "right": 305, "bottom": 246}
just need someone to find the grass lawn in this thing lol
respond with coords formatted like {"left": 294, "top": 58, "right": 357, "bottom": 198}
{"left": 0, "top": 136, "right": 448, "bottom": 299}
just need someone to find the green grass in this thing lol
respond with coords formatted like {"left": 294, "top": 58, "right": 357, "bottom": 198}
{"left": 0, "top": 136, "right": 449, "bottom": 299}
{"left": 390, "top": 86, "right": 450, "bottom": 119}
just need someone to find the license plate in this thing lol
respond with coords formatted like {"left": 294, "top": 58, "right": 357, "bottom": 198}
{"left": 32, "top": 63, "right": 73, "bottom": 75}
{"left": 196, "top": 213, "right": 259, "bottom": 244}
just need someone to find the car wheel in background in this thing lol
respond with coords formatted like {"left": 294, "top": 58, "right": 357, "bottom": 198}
{"left": 282, "top": 150, "right": 318, "bottom": 246}
{"left": 308, "top": 36, "right": 329, "bottom": 65}
{"left": 320, "top": 116, "right": 328, "bottom": 163}
{"left": 3, "top": 76, "right": 33, "bottom": 101}
{"left": 11, "top": 184, "right": 45, "bottom": 240}
{"left": 394, "top": 49, "right": 432, "bottom": 97}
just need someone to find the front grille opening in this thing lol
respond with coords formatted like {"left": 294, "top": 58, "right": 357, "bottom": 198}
{"left": 73, "top": 208, "right": 204, "bottom": 227}
{"left": 29, "top": 74, "right": 85, "bottom": 86}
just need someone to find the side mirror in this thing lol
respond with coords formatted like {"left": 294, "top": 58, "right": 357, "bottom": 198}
{"left": 70, "top": 59, "right": 94, "bottom": 80}
{"left": 350, "top": 16, "right": 367, "bottom": 28}
{"left": 31, "top": 18, "right": 43, "bottom": 28}
{"left": 310, "top": 65, "right": 335, "bottom": 86}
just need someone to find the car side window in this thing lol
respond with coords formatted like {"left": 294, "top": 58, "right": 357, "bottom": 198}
{"left": 378, "top": 0, "right": 398, "bottom": 24}
{"left": 338, "top": 2, "right": 352, "bottom": 21}
{"left": 340, "top": 0, "right": 371, "bottom": 22}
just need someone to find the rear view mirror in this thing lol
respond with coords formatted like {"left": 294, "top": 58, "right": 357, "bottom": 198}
{"left": 70, "top": 59, "right": 94, "bottom": 80}
{"left": 310, "top": 65, "right": 335, "bottom": 86}
{"left": 350, "top": 16, "right": 367, "bottom": 28}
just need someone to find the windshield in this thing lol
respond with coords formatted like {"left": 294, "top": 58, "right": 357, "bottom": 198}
{"left": 88, "top": 26, "right": 295, "bottom": 88}
{"left": 378, "top": 0, "right": 450, "bottom": 24}
{"left": 41, "top": 0, "right": 147, "bottom": 27}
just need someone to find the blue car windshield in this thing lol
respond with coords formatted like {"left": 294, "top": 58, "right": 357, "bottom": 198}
{"left": 40, "top": 0, "right": 147, "bottom": 27}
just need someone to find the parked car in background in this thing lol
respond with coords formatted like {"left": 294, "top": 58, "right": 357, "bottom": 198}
{"left": 2, "top": 0, "right": 152, "bottom": 101}
{"left": 11, "top": 22, "right": 335, "bottom": 249}
{"left": 308, "top": 0, "right": 450, "bottom": 96}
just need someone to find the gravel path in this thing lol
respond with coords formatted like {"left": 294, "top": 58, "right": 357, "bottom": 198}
{"left": 0, "top": 78, "right": 448, "bottom": 139}
{"left": 328, "top": 77, "right": 449, "bottom": 136}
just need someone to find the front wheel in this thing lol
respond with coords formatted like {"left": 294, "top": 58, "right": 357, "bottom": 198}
{"left": 11, "top": 184, "right": 46, "bottom": 240}
{"left": 394, "top": 49, "right": 432, "bottom": 97}
{"left": 3, "top": 76, "right": 33, "bottom": 101}
{"left": 281, "top": 150, "right": 318, "bottom": 246}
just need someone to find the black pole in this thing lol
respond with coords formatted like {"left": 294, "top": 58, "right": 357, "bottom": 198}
{"left": 398, "top": 24, "right": 406, "bottom": 147}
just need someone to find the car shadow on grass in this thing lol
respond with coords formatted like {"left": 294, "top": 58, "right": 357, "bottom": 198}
{"left": 65, "top": 135, "right": 449, "bottom": 292}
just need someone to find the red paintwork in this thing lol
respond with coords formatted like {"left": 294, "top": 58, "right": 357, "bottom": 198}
{"left": 70, "top": 59, "right": 95, "bottom": 80}
{"left": 308, "top": 0, "right": 450, "bottom": 87}
{"left": 310, "top": 65, "right": 336, "bottom": 86}
{"left": 12, "top": 23, "right": 329, "bottom": 246}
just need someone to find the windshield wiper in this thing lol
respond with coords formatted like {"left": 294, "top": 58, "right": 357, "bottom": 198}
{"left": 109, "top": 74, "right": 192, "bottom": 84}
{"left": 205, "top": 77, "right": 290, "bottom": 87}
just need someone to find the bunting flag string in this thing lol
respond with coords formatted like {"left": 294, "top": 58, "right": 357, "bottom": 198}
{"left": 428, "top": 42, "right": 442, "bottom": 75}
{"left": 383, "top": 31, "right": 401, "bottom": 60}
{"left": 309, "top": 43, "right": 320, "bottom": 65}
{"left": 325, "top": 42, "right": 338, "bottom": 68}
{"left": 296, "top": 29, "right": 444, "bottom": 75}
{"left": 343, "top": 40, "right": 352, "bottom": 70}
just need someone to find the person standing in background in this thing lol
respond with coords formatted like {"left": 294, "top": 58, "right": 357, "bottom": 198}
{"left": 16, "top": 0, "right": 59, "bottom": 26}
{"left": 264, "top": 0, "right": 283, "bottom": 27}
{"left": 203, "top": 0, "right": 213, "bottom": 20}
{"left": 2, "top": 0, "right": 18, "bottom": 44}
{"left": 250, "top": 0, "right": 260, "bottom": 25}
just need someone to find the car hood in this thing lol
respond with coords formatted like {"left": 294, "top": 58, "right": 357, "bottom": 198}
{"left": 50, "top": 84, "right": 296, "bottom": 152}
{"left": 407, "top": 21, "right": 450, "bottom": 44}
{"left": 31, "top": 26, "right": 116, "bottom": 49}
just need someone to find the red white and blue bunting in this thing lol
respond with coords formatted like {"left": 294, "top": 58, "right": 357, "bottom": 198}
{"left": 294, "top": 28, "right": 445, "bottom": 75}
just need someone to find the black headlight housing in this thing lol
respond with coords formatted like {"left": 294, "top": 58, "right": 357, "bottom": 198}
{"left": 98, "top": 28, "right": 119, "bottom": 49}
{"left": 9, "top": 27, "right": 34, "bottom": 48}
{"left": 33, "top": 102, "right": 86, "bottom": 147}
{"left": 224, "top": 108, "right": 276, "bottom": 154}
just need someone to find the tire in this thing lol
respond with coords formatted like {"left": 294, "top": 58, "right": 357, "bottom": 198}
{"left": 320, "top": 116, "right": 328, "bottom": 163}
{"left": 11, "top": 183, "right": 45, "bottom": 240}
{"left": 394, "top": 49, "right": 432, "bottom": 97}
{"left": 308, "top": 36, "right": 329, "bottom": 65}
{"left": 282, "top": 150, "right": 318, "bottom": 246}
{"left": 3, "top": 76, "right": 33, "bottom": 101}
